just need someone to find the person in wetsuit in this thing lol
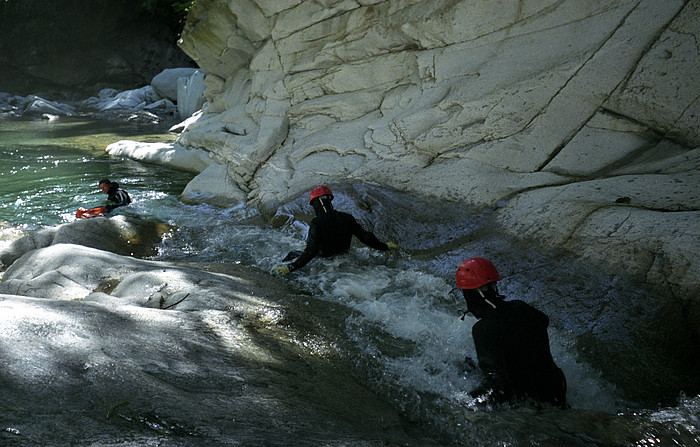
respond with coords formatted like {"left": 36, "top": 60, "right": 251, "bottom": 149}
{"left": 271, "top": 185, "right": 398, "bottom": 275}
{"left": 99, "top": 178, "right": 131, "bottom": 212}
{"left": 456, "top": 257, "right": 567, "bottom": 408}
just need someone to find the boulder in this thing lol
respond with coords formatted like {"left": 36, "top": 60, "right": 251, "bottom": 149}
{"left": 151, "top": 67, "right": 200, "bottom": 102}
{"left": 0, "top": 243, "right": 270, "bottom": 311}
{"left": 0, "top": 215, "right": 170, "bottom": 270}
{"left": 177, "top": 69, "right": 206, "bottom": 118}
{"left": 180, "top": 161, "right": 248, "bottom": 206}
{"left": 0, "top": 249, "right": 422, "bottom": 444}
{"left": 93, "top": 86, "right": 161, "bottom": 111}
{"left": 22, "top": 95, "right": 75, "bottom": 116}
{"left": 105, "top": 140, "right": 212, "bottom": 173}
{"left": 0, "top": 227, "right": 56, "bottom": 270}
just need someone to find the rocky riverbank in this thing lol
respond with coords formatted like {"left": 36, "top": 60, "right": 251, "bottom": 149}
{"left": 0, "top": 240, "right": 437, "bottom": 446}
{"left": 103, "top": 0, "right": 700, "bottom": 341}
{"left": 1, "top": 1, "right": 698, "bottom": 442}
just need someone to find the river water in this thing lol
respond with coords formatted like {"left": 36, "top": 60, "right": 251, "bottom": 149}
{"left": 1, "top": 117, "right": 698, "bottom": 446}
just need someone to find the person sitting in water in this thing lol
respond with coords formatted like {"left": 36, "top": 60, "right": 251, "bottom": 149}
{"left": 98, "top": 178, "right": 131, "bottom": 212}
{"left": 456, "top": 257, "right": 568, "bottom": 409}
{"left": 271, "top": 185, "right": 398, "bottom": 275}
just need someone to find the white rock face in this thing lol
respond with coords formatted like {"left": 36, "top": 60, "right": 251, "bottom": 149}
{"left": 177, "top": 69, "right": 206, "bottom": 118}
{"left": 169, "top": 0, "right": 699, "bottom": 307}
{"left": 106, "top": 140, "right": 211, "bottom": 173}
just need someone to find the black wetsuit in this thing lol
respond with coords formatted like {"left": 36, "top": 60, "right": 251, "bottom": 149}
{"left": 105, "top": 183, "right": 131, "bottom": 212}
{"left": 471, "top": 299, "right": 567, "bottom": 408}
{"left": 288, "top": 210, "right": 388, "bottom": 272}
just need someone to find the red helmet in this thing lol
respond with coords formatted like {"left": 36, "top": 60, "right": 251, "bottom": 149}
{"left": 456, "top": 257, "right": 501, "bottom": 290}
{"left": 309, "top": 185, "right": 333, "bottom": 204}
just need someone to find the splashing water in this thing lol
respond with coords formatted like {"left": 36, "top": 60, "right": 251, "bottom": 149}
{"left": 1, "top": 117, "right": 698, "bottom": 446}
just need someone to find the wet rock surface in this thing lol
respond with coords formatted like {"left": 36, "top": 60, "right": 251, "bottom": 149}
{"left": 161, "top": 0, "right": 700, "bottom": 326}
{"left": 0, "top": 215, "right": 170, "bottom": 270}
{"left": 0, "top": 244, "right": 440, "bottom": 446}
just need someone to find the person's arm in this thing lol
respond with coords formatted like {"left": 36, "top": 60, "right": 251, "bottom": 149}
{"left": 288, "top": 222, "right": 321, "bottom": 272}
{"left": 348, "top": 215, "right": 389, "bottom": 251}
{"left": 471, "top": 325, "right": 510, "bottom": 400}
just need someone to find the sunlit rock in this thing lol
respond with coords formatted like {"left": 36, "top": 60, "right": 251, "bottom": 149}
{"left": 106, "top": 140, "right": 211, "bottom": 174}
{"left": 165, "top": 0, "right": 699, "bottom": 310}
{"left": 151, "top": 67, "right": 199, "bottom": 102}
{"left": 1, "top": 243, "right": 272, "bottom": 312}
{"left": 177, "top": 69, "right": 206, "bottom": 119}
{"left": 0, "top": 215, "right": 169, "bottom": 270}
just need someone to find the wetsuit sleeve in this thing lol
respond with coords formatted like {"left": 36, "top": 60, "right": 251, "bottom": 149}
{"left": 288, "top": 221, "right": 321, "bottom": 272}
{"left": 106, "top": 189, "right": 131, "bottom": 212}
{"left": 347, "top": 214, "right": 388, "bottom": 251}
{"left": 471, "top": 323, "right": 511, "bottom": 400}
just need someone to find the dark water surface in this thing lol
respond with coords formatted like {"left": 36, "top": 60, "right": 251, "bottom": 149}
{"left": 1, "top": 117, "right": 698, "bottom": 446}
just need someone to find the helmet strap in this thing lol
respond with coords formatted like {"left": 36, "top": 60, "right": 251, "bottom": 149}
{"left": 311, "top": 196, "right": 333, "bottom": 215}
{"left": 477, "top": 285, "right": 498, "bottom": 308}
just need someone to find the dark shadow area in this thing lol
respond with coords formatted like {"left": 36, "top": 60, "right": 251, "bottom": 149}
{"left": 0, "top": 286, "right": 445, "bottom": 446}
{"left": 0, "top": 0, "right": 195, "bottom": 98}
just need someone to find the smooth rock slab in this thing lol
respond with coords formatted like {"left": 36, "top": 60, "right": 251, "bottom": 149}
{"left": 0, "top": 290, "right": 428, "bottom": 445}
{"left": 0, "top": 243, "right": 436, "bottom": 445}
{"left": 0, "top": 215, "right": 170, "bottom": 270}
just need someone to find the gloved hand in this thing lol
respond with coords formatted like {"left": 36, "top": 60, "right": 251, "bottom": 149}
{"left": 386, "top": 242, "right": 400, "bottom": 251}
{"left": 271, "top": 264, "right": 291, "bottom": 276}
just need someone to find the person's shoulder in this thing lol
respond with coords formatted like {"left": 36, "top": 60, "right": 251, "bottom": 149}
{"left": 504, "top": 299, "right": 532, "bottom": 309}
{"left": 504, "top": 299, "right": 547, "bottom": 320}
{"left": 472, "top": 318, "right": 498, "bottom": 337}
{"left": 335, "top": 211, "right": 358, "bottom": 223}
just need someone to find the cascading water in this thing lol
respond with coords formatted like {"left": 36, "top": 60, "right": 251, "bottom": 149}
{"left": 1, "top": 117, "right": 698, "bottom": 446}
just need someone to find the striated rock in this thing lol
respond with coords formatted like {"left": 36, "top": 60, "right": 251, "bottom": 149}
{"left": 177, "top": 69, "right": 206, "bottom": 118}
{"left": 142, "top": 0, "right": 700, "bottom": 322}
{"left": 604, "top": 1, "right": 700, "bottom": 147}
